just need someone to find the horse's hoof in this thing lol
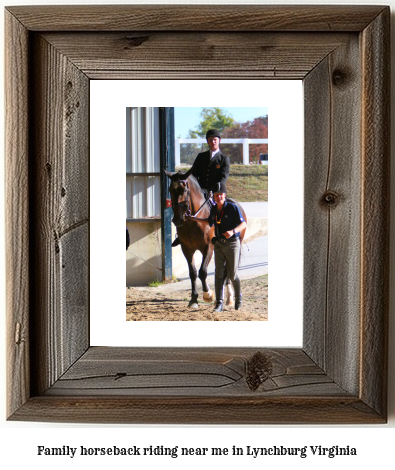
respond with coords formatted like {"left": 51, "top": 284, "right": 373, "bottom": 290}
{"left": 188, "top": 302, "right": 199, "bottom": 309}
{"left": 203, "top": 290, "right": 214, "bottom": 303}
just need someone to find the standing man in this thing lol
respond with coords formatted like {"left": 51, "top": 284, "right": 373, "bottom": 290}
{"left": 187, "top": 182, "right": 247, "bottom": 312}
{"left": 172, "top": 129, "right": 230, "bottom": 247}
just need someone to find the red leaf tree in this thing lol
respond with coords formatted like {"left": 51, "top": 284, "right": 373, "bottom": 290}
{"left": 221, "top": 116, "right": 268, "bottom": 163}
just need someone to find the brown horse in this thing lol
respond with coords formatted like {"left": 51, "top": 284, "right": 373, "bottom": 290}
{"left": 165, "top": 171, "right": 247, "bottom": 309}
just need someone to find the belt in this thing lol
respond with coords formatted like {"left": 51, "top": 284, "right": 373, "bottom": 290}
{"left": 218, "top": 236, "right": 236, "bottom": 243}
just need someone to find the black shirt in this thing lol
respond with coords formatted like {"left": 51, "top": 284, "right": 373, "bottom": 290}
{"left": 208, "top": 201, "right": 245, "bottom": 238}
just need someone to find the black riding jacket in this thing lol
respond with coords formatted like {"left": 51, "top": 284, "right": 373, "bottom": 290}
{"left": 190, "top": 150, "right": 230, "bottom": 192}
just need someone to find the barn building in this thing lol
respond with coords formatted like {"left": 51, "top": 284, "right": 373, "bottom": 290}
{"left": 126, "top": 107, "right": 185, "bottom": 286}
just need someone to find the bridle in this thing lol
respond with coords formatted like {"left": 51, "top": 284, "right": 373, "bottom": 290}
{"left": 172, "top": 179, "right": 211, "bottom": 221}
{"left": 173, "top": 179, "right": 191, "bottom": 220}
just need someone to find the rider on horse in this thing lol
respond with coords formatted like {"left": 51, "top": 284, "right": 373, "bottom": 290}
{"left": 172, "top": 128, "right": 230, "bottom": 247}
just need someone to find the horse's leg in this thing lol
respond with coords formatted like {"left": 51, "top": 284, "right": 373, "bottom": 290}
{"left": 198, "top": 244, "right": 214, "bottom": 303}
{"left": 181, "top": 246, "right": 199, "bottom": 308}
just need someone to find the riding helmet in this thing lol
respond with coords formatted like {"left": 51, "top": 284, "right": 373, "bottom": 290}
{"left": 213, "top": 182, "right": 227, "bottom": 194}
{"left": 206, "top": 129, "right": 221, "bottom": 139}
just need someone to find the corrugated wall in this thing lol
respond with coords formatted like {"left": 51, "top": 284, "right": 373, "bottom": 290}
{"left": 126, "top": 107, "right": 161, "bottom": 219}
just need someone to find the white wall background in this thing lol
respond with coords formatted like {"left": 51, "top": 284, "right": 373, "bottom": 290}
{"left": 1, "top": 0, "right": 394, "bottom": 469}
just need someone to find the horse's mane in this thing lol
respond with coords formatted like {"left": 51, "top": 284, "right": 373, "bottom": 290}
{"left": 185, "top": 174, "right": 204, "bottom": 198}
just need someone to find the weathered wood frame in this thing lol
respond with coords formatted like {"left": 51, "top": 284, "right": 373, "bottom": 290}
{"left": 5, "top": 5, "right": 390, "bottom": 424}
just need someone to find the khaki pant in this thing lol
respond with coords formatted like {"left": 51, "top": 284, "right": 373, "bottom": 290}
{"left": 214, "top": 237, "right": 240, "bottom": 281}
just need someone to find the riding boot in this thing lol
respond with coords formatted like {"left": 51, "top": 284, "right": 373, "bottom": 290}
{"left": 171, "top": 235, "right": 181, "bottom": 247}
{"left": 213, "top": 276, "right": 224, "bottom": 312}
{"left": 232, "top": 276, "right": 242, "bottom": 310}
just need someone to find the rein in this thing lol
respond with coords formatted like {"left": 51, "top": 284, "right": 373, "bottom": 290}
{"left": 192, "top": 195, "right": 211, "bottom": 217}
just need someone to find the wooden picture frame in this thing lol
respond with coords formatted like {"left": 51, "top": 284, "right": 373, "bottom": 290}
{"left": 5, "top": 5, "right": 390, "bottom": 424}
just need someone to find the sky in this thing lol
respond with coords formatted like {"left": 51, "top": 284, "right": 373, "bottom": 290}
{"left": 174, "top": 107, "right": 268, "bottom": 138}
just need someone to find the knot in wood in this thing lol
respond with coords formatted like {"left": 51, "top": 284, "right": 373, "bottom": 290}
{"left": 114, "top": 372, "right": 127, "bottom": 381}
{"left": 123, "top": 35, "right": 149, "bottom": 49}
{"left": 332, "top": 68, "right": 348, "bottom": 87}
{"left": 246, "top": 351, "right": 273, "bottom": 391}
{"left": 321, "top": 190, "right": 340, "bottom": 208}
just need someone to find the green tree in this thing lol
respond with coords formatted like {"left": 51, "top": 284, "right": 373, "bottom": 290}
{"left": 188, "top": 107, "right": 235, "bottom": 138}
{"left": 180, "top": 143, "right": 205, "bottom": 164}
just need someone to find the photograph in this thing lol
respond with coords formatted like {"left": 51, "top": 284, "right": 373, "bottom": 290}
{"left": 126, "top": 106, "right": 269, "bottom": 321}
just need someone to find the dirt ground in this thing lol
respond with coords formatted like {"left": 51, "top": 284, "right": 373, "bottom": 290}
{"left": 126, "top": 275, "right": 268, "bottom": 321}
